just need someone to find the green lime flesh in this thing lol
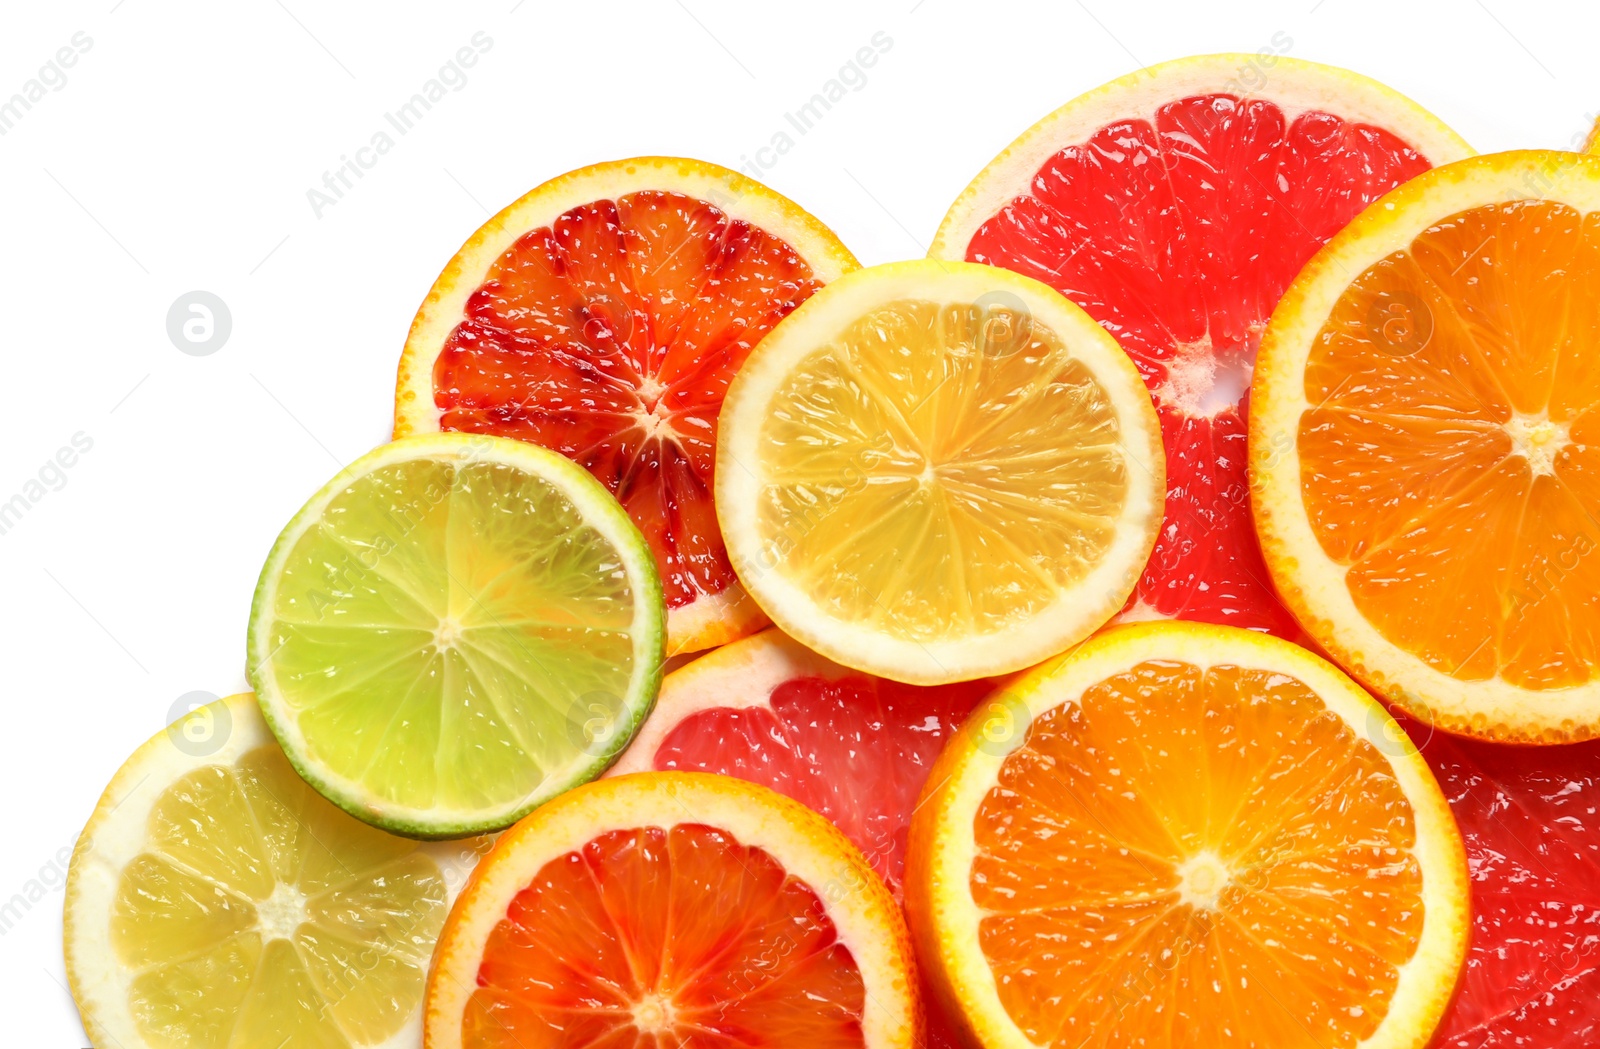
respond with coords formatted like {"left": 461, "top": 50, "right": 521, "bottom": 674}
{"left": 248, "top": 437, "right": 665, "bottom": 838}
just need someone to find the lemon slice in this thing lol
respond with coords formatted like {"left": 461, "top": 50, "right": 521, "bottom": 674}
{"left": 65, "top": 693, "right": 492, "bottom": 1049}
{"left": 715, "top": 260, "right": 1164, "bottom": 684}
{"left": 247, "top": 433, "right": 665, "bottom": 837}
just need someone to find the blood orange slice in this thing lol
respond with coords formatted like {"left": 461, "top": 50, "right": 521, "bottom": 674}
{"left": 1397, "top": 719, "right": 1600, "bottom": 1047}
{"left": 395, "top": 157, "right": 858, "bottom": 656}
{"left": 606, "top": 628, "right": 994, "bottom": 1048}
{"left": 930, "top": 54, "right": 1471, "bottom": 636}
{"left": 424, "top": 771, "right": 920, "bottom": 1048}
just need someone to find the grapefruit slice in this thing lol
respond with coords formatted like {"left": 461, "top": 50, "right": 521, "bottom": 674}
{"left": 1252, "top": 149, "right": 1600, "bottom": 742}
{"left": 394, "top": 156, "right": 859, "bottom": 656}
{"left": 423, "top": 771, "right": 920, "bottom": 1048}
{"left": 907, "top": 621, "right": 1469, "bottom": 1049}
{"left": 605, "top": 628, "right": 994, "bottom": 1049}
{"left": 607, "top": 627, "right": 992, "bottom": 896}
{"left": 247, "top": 433, "right": 665, "bottom": 838}
{"left": 716, "top": 260, "right": 1165, "bottom": 685}
{"left": 1399, "top": 718, "right": 1600, "bottom": 1047}
{"left": 929, "top": 54, "right": 1472, "bottom": 636}
{"left": 65, "top": 693, "right": 491, "bottom": 1049}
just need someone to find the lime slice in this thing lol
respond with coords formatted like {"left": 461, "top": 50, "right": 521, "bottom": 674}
{"left": 246, "top": 433, "right": 665, "bottom": 838}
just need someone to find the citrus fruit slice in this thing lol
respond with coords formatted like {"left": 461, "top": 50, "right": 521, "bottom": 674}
{"left": 929, "top": 53, "right": 1472, "bottom": 636}
{"left": 65, "top": 692, "right": 491, "bottom": 1049}
{"left": 906, "top": 621, "right": 1469, "bottom": 1049}
{"left": 1252, "top": 149, "right": 1600, "bottom": 743}
{"left": 1397, "top": 717, "right": 1600, "bottom": 1047}
{"left": 394, "top": 156, "right": 859, "bottom": 657}
{"left": 715, "top": 259, "right": 1165, "bottom": 685}
{"left": 606, "top": 627, "right": 993, "bottom": 1049}
{"left": 608, "top": 627, "right": 992, "bottom": 896}
{"left": 424, "top": 771, "right": 920, "bottom": 1048}
{"left": 247, "top": 432, "right": 665, "bottom": 838}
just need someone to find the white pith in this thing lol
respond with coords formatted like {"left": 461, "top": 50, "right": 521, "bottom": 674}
{"left": 608, "top": 626, "right": 853, "bottom": 776}
{"left": 930, "top": 54, "right": 1473, "bottom": 262}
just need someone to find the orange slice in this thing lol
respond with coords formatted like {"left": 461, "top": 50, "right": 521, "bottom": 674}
{"left": 906, "top": 621, "right": 1468, "bottom": 1049}
{"left": 395, "top": 157, "right": 859, "bottom": 656}
{"left": 1252, "top": 149, "right": 1600, "bottom": 742}
{"left": 425, "top": 771, "right": 920, "bottom": 1048}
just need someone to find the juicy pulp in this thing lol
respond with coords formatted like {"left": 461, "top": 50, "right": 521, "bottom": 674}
{"left": 464, "top": 823, "right": 867, "bottom": 1047}
{"left": 111, "top": 746, "right": 447, "bottom": 1049}
{"left": 432, "top": 190, "right": 822, "bottom": 611}
{"left": 963, "top": 93, "right": 1435, "bottom": 634}
{"left": 973, "top": 658, "right": 1428, "bottom": 1047}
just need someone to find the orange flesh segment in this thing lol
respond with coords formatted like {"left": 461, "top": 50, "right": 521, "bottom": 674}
{"left": 1300, "top": 200, "right": 1600, "bottom": 689}
{"left": 972, "top": 659, "right": 1424, "bottom": 1048}
{"left": 432, "top": 190, "right": 823, "bottom": 609}
{"left": 464, "top": 824, "right": 866, "bottom": 1048}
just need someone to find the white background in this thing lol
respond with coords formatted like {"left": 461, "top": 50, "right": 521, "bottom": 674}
{"left": 2, "top": 0, "right": 1597, "bottom": 1042}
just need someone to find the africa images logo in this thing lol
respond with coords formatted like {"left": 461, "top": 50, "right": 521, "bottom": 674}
{"left": 306, "top": 32, "right": 494, "bottom": 218}
{"left": 0, "top": 31, "right": 92, "bottom": 136}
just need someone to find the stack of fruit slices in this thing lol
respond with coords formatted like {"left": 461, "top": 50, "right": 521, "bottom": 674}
{"left": 60, "top": 53, "right": 1600, "bottom": 1049}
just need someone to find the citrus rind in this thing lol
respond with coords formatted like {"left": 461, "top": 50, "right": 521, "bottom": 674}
{"left": 393, "top": 156, "right": 858, "bottom": 658}
{"left": 247, "top": 432, "right": 666, "bottom": 838}
{"left": 907, "top": 621, "right": 1469, "bottom": 1049}
{"left": 64, "top": 693, "right": 492, "bottom": 1049}
{"left": 1251, "top": 149, "right": 1600, "bottom": 742}
{"left": 716, "top": 259, "right": 1165, "bottom": 685}
{"left": 930, "top": 53, "right": 1473, "bottom": 262}
{"left": 423, "top": 771, "right": 921, "bottom": 1049}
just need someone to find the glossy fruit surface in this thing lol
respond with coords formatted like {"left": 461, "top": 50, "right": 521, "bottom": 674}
{"left": 424, "top": 771, "right": 920, "bottom": 1048}
{"left": 1404, "top": 718, "right": 1600, "bottom": 1047}
{"left": 932, "top": 54, "right": 1471, "bottom": 636}
{"left": 717, "top": 260, "right": 1164, "bottom": 684}
{"left": 248, "top": 433, "right": 664, "bottom": 837}
{"left": 907, "top": 622, "right": 1469, "bottom": 1049}
{"left": 609, "top": 627, "right": 995, "bottom": 1048}
{"left": 396, "top": 156, "right": 859, "bottom": 655}
{"left": 65, "top": 694, "right": 490, "bottom": 1049}
{"left": 1253, "top": 150, "right": 1600, "bottom": 742}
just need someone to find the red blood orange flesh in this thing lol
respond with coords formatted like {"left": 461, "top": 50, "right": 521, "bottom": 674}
{"left": 467, "top": 824, "right": 867, "bottom": 1045}
{"left": 424, "top": 772, "right": 921, "bottom": 1049}
{"left": 396, "top": 157, "right": 859, "bottom": 655}
{"left": 930, "top": 55, "right": 1471, "bottom": 636}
